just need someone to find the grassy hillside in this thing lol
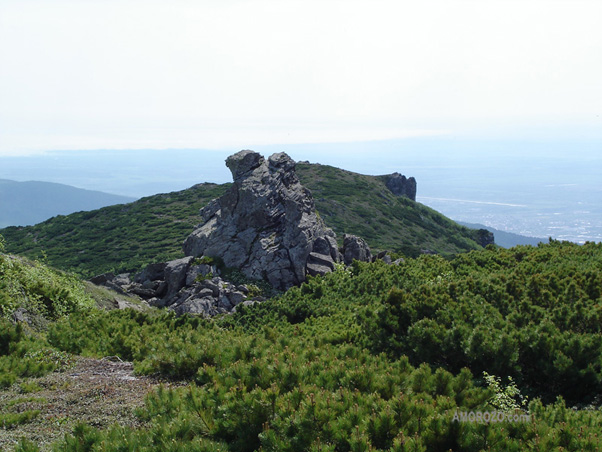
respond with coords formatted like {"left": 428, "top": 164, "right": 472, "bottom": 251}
{"left": 297, "top": 163, "right": 483, "bottom": 256}
{"left": 0, "top": 164, "right": 483, "bottom": 278}
{"left": 0, "top": 183, "right": 229, "bottom": 277}
{"left": 0, "top": 179, "right": 135, "bottom": 228}
{"left": 3, "top": 240, "right": 601, "bottom": 450}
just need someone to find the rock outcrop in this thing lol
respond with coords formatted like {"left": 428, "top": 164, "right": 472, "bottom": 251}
{"left": 183, "top": 150, "right": 341, "bottom": 290}
{"left": 92, "top": 257, "right": 264, "bottom": 317}
{"left": 385, "top": 172, "right": 417, "bottom": 201}
{"left": 342, "top": 234, "right": 372, "bottom": 265}
{"left": 89, "top": 150, "right": 391, "bottom": 317}
{"left": 475, "top": 228, "right": 495, "bottom": 248}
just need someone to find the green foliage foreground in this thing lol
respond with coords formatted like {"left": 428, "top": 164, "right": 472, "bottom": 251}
{"left": 3, "top": 240, "right": 602, "bottom": 450}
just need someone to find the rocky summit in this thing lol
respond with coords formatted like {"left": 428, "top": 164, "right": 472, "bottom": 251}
{"left": 183, "top": 150, "right": 341, "bottom": 290}
{"left": 385, "top": 172, "right": 417, "bottom": 201}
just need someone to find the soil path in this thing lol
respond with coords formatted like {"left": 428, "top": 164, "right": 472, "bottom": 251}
{"left": 0, "top": 357, "right": 163, "bottom": 451}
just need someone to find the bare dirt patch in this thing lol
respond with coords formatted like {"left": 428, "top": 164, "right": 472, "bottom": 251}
{"left": 0, "top": 357, "right": 163, "bottom": 451}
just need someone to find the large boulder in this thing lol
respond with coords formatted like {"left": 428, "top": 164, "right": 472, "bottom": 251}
{"left": 342, "top": 234, "right": 372, "bottom": 265}
{"left": 183, "top": 150, "right": 340, "bottom": 290}
{"left": 163, "top": 256, "right": 194, "bottom": 300}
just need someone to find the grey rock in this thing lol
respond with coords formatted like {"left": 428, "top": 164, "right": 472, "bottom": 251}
{"left": 163, "top": 256, "right": 194, "bottom": 300}
{"left": 307, "top": 262, "right": 335, "bottom": 277}
{"left": 89, "top": 272, "right": 131, "bottom": 296}
{"left": 134, "top": 263, "right": 166, "bottom": 283}
{"left": 228, "top": 291, "right": 247, "bottom": 306}
{"left": 393, "top": 258, "right": 405, "bottom": 265}
{"left": 183, "top": 150, "right": 340, "bottom": 290}
{"left": 385, "top": 172, "right": 417, "bottom": 201}
{"left": 149, "top": 297, "right": 167, "bottom": 308}
{"left": 217, "top": 294, "right": 234, "bottom": 311}
{"left": 186, "top": 264, "right": 214, "bottom": 286}
{"left": 129, "top": 285, "right": 157, "bottom": 299}
{"left": 171, "top": 297, "right": 218, "bottom": 317}
{"left": 114, "top": 273, "right": 132, "bottom": 286}
{"left": 232, "top": 299, "right": 259, "bottom": 312}
{"left": 200, "top": 278, "right": 221, "bottom": 297}
{"left": 306, "top": 251, "right": 335, "bottom": 276}
{"left": 155, "top": 281, "right": 167, "bottom": 297}
{"left": 374, "top": 250, "right": 392, "bottom": 265}
{"left": 342, "top": 234, "right": 372, "bottom": 265}
{"left": 115, "top": 298, "right": 148, "bottom": 311}
{"left": 89, "top": 273, "right": 114, "bottom": 285}
{"left": 226, "top": 150, "right": 265, "bottom": 181}
{"left": 101, "top": 280, "right": 131, "bottom": 296}
{"left": 141, "top": 280, "right": 158, "bottom": 290}
{"left": 197, "top": 288, "right": 215, "bottom": 298}
{"left": 312, "top": 235, "right": 341, "bottom": 262}
{"left": 168, "top": 287, "right": 195, "bottom": 308}
{"left": 199, "top": 199, "right": 221, "bottom": 223}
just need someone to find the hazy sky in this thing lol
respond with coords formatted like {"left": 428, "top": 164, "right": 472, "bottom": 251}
{"left": 1, "top": 0, "right": 601, "bottom": 156}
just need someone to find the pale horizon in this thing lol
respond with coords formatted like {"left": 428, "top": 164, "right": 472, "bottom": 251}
{"left": 1, "top": 0, "right": 601, "bottom": 156}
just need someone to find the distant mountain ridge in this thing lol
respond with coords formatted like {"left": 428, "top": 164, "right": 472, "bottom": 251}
{"left": 0, "top": 179, "right": 136, "bottom": 228}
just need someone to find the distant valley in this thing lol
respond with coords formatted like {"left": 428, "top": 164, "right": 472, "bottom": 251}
{"left": 0, "top": 179, "right": 136, "bottom": 228}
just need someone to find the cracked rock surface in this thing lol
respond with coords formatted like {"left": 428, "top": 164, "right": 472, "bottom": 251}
{"left": 183, "top": 150, "right": 341, "bottom": 290}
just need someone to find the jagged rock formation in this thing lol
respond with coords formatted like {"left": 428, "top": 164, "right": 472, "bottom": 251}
{"left": 183, "top": 150, "right": 341, "bottom": 290}
{"left": 89, "top": 150, "right": 392, "bottom": 317}
{"left": 385, "top": 172, "right": 417, "bottom": 201}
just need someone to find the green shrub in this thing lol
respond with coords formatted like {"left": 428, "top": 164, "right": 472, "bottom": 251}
{"left": 0, "top": 372, "right": 17, "bottom": 389}
{"left": 0, "top": 410, "right": 40, "bottom": 428}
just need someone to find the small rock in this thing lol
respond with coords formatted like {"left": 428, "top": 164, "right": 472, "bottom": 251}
{"left": 342, "top": 234, "right": 372, "bottom": 265}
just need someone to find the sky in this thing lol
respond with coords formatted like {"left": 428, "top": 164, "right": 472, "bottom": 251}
{"left": 1, "top": 0, "right": 601, "bottom": 156}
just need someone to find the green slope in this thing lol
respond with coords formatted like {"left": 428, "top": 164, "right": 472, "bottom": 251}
{"left": 0, "top": 183, "right": 229, "bottom": 277}
{"left": 0, "top": 164, "right": 483, "bottom": 278}
{"left": 297, "top": 162, "right": 483, "bottom": 256}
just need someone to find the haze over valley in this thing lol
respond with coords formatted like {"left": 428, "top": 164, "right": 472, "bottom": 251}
{"left": 1, "top": 137, "right": 599, "bottom": 244}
